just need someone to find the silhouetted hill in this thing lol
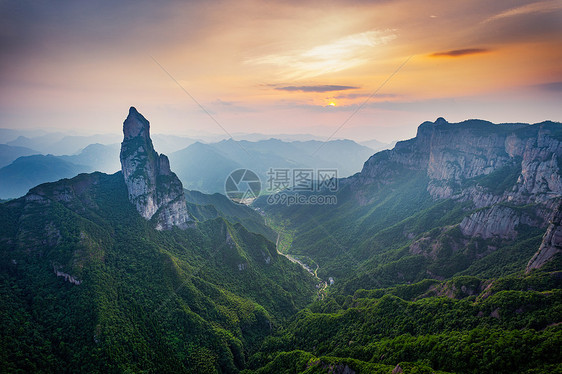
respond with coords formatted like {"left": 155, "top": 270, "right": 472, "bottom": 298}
{"left": 0, "top": 144, "right": 38, "bottom": 168}
{"left": 0, "top": 154, "right": 91, "bottom": 198}
{"left": 169, "top": 138, "right": 374, "bottom": 193}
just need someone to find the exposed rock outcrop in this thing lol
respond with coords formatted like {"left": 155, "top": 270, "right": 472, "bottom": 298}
{"left": 527, "top": 202, "right": 562, "bottom": 272}
{"left": 460, "top": 205, "right": 539, "bottom": 240}
{"left": 357, "top": 118, "right": 562, "bottom": 205}
{"left": 355, "top": 118, "right": 562, "bottom": 269}
{"left": 120, "top": 107, "right": 190, "bottom": 230}
{"left": 53, "top": 264, "right": 81, "bottom": 285}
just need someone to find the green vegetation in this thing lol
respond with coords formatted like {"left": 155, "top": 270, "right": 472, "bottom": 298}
{"left": 242, "top": 119, "right": 562, "bottom": 372}
{"left": 2, "top": 118, "right": 562, "bottom": 372}
{"left": 245, "top": 271, "right": 562, "bottom": 373}
{"left": 263, "top": 218, "right": 295, "bottom": 254}
{"left": 184, "top": 189, "right": 276, "bottom": 242}
{"left": 470, "top": 160, "right": 522, "bottom": 195}
{"left": 242, "top": 350, "right": 452, "bottom": 374}
{"left": 0, "top": 172, "right": 316, "bottom": 373}
{"left": 255, "top": 148, "right": 552, "bottom": 295}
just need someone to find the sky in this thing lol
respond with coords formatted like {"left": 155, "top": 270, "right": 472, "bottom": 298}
{"left": 1, "top": 0, "right": 561, "bottom": 143}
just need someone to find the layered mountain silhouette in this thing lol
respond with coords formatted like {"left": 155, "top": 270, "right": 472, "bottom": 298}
{"left": 0, "top": 130, "right": 373, "bottom": 199}
{"left": 0, "top": 144, "right": 38, "bottom": 168}
{"left": 0, "top": 144, "right": 120, "bottom": 199}
{"left": 1, "top": 110, "right": 561, "bottom": 373}
{"left": 169, "top": 138, "right": 374, "bottom": 194}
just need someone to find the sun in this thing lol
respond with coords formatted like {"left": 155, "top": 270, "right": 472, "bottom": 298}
{"left": 328, "top": 101, "right": 336, "bottom": 107}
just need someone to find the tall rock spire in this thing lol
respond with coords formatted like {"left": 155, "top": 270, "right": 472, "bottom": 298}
{"left": 120, "top": 107, "right": 190, "bottom": 230}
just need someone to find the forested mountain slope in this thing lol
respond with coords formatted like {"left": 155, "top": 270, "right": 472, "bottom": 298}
{"left": 0, "top": 109, "right": 315, "bottom": 372}
{"left": 257, "top": 118, "right": 562, "bottom": 293}
{"left": 1, "top": 112, "right": 561, "bottom": 373}
{"left": 247, "top": 119, "right": 562, "bottom": 372}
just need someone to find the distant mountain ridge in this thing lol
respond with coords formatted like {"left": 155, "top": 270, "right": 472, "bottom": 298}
{"left": 359, "top": 138, "right": 396, "bottom": 152}
{"left": 0, "top": 154, "right": 92, "bottom": 199}
{"left": 0, "top": 144, "right": 38, "bottom": 168}
{"left": 169, "top": 137, "right": 374, "bottom": 194}
{"left": 258, "top": 118, "right": 562, "bottom": 291}
{"left": 0, "top": 144, "right": 120, "bottom": 199}
{"left": 0, "top": 131, "right": 376, "bottom": 198}
{"left": 6, "top": 133, "right": 122, "bottom": 156}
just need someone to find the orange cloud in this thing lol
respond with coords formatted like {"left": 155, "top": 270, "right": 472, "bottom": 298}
{"left": 275, "top": 85, "right": 359, "bottom": 93}
{"left": 430, "top": 48, "right": 491, "bottom": 58}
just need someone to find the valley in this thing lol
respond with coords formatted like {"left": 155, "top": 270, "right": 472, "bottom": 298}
{"left": 274, "top": 230, "right": 328, "bottom": 300}
{"left": 0, "top": 109, "right": 560, "bottom": 373}
{"left": 3, "top": 1, "right": 561, "bottom": 372}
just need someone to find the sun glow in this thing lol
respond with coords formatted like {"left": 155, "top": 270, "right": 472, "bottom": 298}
{"left": 246, "top": 30, "right": 397, "bottom": 79}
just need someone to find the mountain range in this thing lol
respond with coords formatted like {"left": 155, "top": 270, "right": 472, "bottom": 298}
{"left": 0, "top": 108, "right": 315, "bottom": 372}
{"left": 257, "top": 118, "right": 562, "bottom": 290}
{"left": 0, "top": 144, "right": 120, "bottom": 199}
{"left": 169, "top": 138, "right": 374, "bottom": 194}
{"left": 0, "top": 133, "right": 378, "bottom": 199}
{"left": 0, "top": 144, "right": 38, "bottom": 168}
{"left": 249, "top": 117, "right": 562, "bottom": 373}
{"left": 0, "top": 109, "right": 561, "bottom": 373}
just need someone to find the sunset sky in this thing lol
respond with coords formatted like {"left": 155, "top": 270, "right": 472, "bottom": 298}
{"left": 1, "top": 0, "right": 561, "bottom": 142}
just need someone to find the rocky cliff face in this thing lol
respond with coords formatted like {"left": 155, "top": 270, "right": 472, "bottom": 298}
{"left": 361, "top": 119, "right": 562, "bottom": 197}
{"left": 356, "top": 118, "right": 562, "bottom": 269}
{"left": 120, "top": 107, "right": 190, "bottom": 230}
{"left": 359, "top": 118, "right": 562, "bottom": 201}
{"left": 459, "top": 204, "right": 539, "bottom": 240}
{"left": 527, "top": 201, "right": 562, "bottom": 272}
